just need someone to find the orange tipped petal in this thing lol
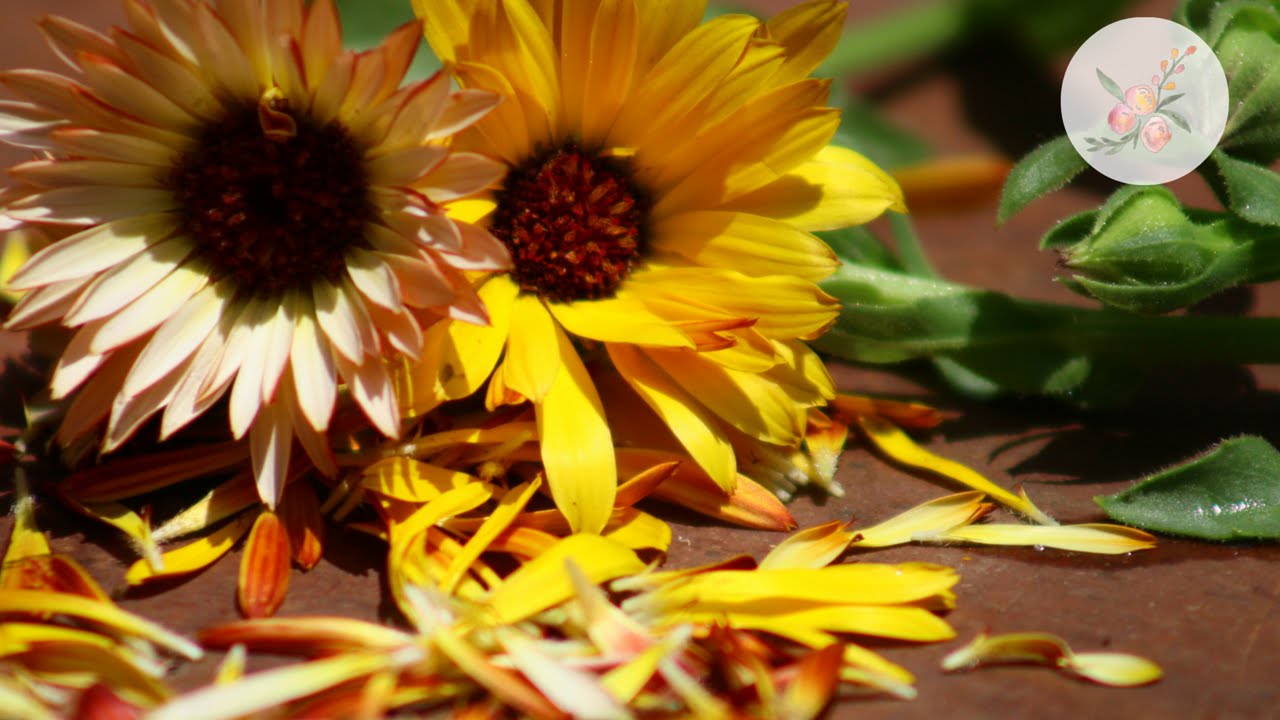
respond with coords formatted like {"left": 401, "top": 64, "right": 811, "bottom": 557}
{"left": 828, "top": 394, "right": 942, "bottom": 429}
{"left": 1, "top": 554, "right": 111, "bottom": 601}
{"left": 59, "top": 442, "right": 247, "bottom": 502}
{"left": 238, "top": 511, "right": 292, "bottom": 618}
{"left": 778, "top": 644, "right": 844, "bottom": 720}
{"left": 891, "top": 155, "right": 1010, "bottom": 215}
{"left": 280, "top": 481, "right": 325, "bottom": 570}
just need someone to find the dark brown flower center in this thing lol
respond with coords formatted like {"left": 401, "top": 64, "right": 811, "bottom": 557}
{"left": 489, "top": 143, "right": 648, "bottom": 302}
{"left": 168, "top": 99, "right": 373, "bottom": 297}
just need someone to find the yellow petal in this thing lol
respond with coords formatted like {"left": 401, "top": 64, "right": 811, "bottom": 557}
{"left": 943, "top": 632, "right": 1162, "bottom": 688}
{"left": 617, "top": 448, "right": 795, "bottom": 531}
{"left": 601, "top": 641, "right": 672, "bottom": 704}
{"left": 151, "top": 474, "right": 257, "bottom": 544}
{"left": 610, "top": 14, "right": 760, "bottom": 151}
{"left": 16, "top": 642, "right": 171, "bottom": 706}
{"left": 602, "top": 508, "right": 672, "bottom": 553}
{"left": 439, "top": 476, "right": 543, "bottom": 594}
{"left": 644, "top": 347, "right": 803, "bottom": 447}
{"left": 725, "top": 144, "right": 906, "bottom": 231}
{"left": 650, "top": 210, "right": 837, "bottom": 281}
{"left": 0, "top": 590, "right": 200, "bottom": 660}
{"left": 215, "top": 644, "right": 246, "bottom": 685}
{"left": 674, "top": 604, "right": 954, "bottom": 643}
{"left": 759, "top": 519, "right": 856, "bottom": 570}
{"left": 149, "top": 651, "right": 399, "bottom": 720}
{"left": 487, "top": 534, "right": 644, "bottom": 624}
{"left": 2, "top": 484, "right": 50, "bottom": 566}
{"left": 629, "top": 563, "right": 958, "bottom": 616}
{"left": 630, "top": 265, "right": 837, "bottom": 341}
{"left": 61, "top": 499, "right": 163, "bottom": 571}
{"left": 387, "top": 483, "right": 493, "bottom": 551}
{"left": 444, "top": 198, "right": 497, "bottom": 224}
{"left": 607, "top": 342, "right": 736, "bottom": 491}
{"left": 548, "top": 294, "right": 692, "bottom": 347}
{"left": 651, "top": 81, "right": 839, "bottom": 212}
{"left": 125, "top": 511, "right": 255, "bottom": 586}
{"left": 1069, "top": 652, "right": 1165, "bottom": 687}
{"left": 853, "top": 413, "right": 1056, "bottom": 525}
{"left": 537, "top": 324, "right": 616, "bottom": 535}
{"left": 854, "top": 491, "right": 989, "bottom": 548}
{"left": 0, "top": 622, "right": 116, "bottom": 654}
{"left": 398, "top": 275, "right": 515, "bottom": 416}
{"left": 577, "top": 0, "right": 640, "bottom": 145}
{"left": 361, "top": 456, "right": 479, "bottom": 503}
{"left": 765, "top": 0, "right": 847, "bottom": 87}
{"left": 502, "top": 294, "right": 561, "bottom": 401}
{"left": 939, "top": 523, "right": 1157, "bottom": 555}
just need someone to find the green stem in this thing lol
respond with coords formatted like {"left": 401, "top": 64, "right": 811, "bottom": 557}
{"left": 1056, "top": 308, "right": 1280, "bottom": 364}
{"left": 819, "top": 263, "right": 1280, "bottom": 368}
{"left": 888, "top": 212, "right": 938, "bottom": 278}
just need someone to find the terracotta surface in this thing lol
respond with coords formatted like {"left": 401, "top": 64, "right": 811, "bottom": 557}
{"left": 2, "top": 1, "right": 1279, "bottom": 718}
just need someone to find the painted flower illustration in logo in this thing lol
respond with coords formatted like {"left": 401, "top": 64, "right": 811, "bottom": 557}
{"left": 1086, "top": 46, "right": 1196, "bottom": 155}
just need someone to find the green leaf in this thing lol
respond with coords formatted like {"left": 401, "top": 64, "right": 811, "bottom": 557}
{"left": 1177, "top": 0, "right": 1280, "bottom": 165}
{"left": 997, "top": 135, "right": 1089, "bottom": 224}
{"left": 1096, "top": 68, "right": 1125, "bottom": 102}
{"left": 1040, "top": 210, "right": 1098, "bottom": 250}
{"left": 1203, "top": 149, "right": 1280, "bottom": 227}
{"left": 1096, "top": 436, "right": 1280, "bottom": 541}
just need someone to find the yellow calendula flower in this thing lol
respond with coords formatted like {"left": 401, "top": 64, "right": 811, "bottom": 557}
{"left": 0, "top": 0, "right": 510, "bottom": 507}
{"left": 405, "top": 0, "right": 906, "bottom": 533}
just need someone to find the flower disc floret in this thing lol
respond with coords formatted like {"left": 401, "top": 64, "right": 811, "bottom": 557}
{"left": 170, "top": 101, "right": 373, "bottom": 297}
{"left": 490, "top": 143, "right": 648, "bottom": 302}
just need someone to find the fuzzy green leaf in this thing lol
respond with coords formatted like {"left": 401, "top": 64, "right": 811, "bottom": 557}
{"left": 1096, "top": 436, "right": 1280, "bottom": 541}
{"left": 1204, "top": 149, "right": 1280, "bottom": 227}
{"left": 997, "top": 135, "right": 1089, "bottom": 224}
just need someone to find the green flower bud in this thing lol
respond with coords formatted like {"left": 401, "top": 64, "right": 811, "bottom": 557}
{"left": 1053, "top": 187, "right": 1280, "bottom": 313}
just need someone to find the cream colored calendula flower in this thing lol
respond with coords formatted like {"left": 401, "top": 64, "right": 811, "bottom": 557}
{"left": 404, "top": 0, "right": 906, "bottom": 533}
{"left": 0, "top": 0, "right": 509, "bottom": 506}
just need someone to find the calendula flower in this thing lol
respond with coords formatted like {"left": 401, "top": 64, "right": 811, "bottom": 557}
{"left": 0, "top": 0, "right": 509, "bottom": 506}
{"left": 405, "top": 0, "right": 905, "bottom": 532}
